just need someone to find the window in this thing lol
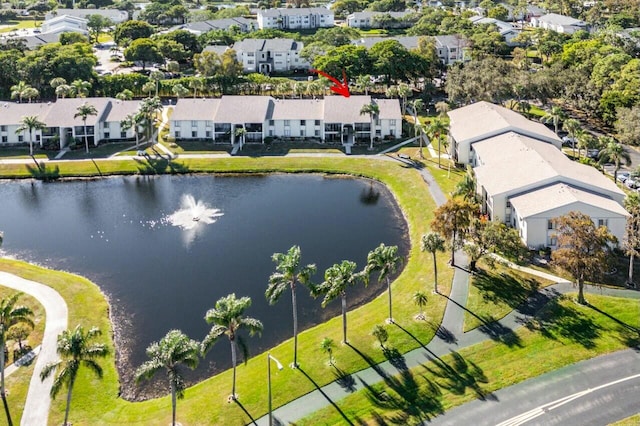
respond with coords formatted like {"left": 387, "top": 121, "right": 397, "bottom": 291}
{"left": 284, "top": 120, "right": 290, "bottom": 126}
{"left": 248, "top": 60, "right": 254, "bottom": 64}
{"left": 548, "top": 236, "right": 557, "bottom": 246}
{"left": 192, "top": 131, "right": 197, "bottom": 138}
{"left": 104, "top": 132, "right": 110, "bottom": 139}
{"left": 389, "top": 119, "right": 396, "bottom": 127}
{"left": 598, "top": 219, "right": 608, "bottom": 228}
{"left": 315, "top": 120, "right": 320, "bottom": 126}
{"left": 206, "top": 121, "right": 212, "bottom": 128}
{"left": 547, "top": 220, "right": 555, "bottom": 230}
{"left": 284, "top": 128, "right": 291, "bottom": 136}
{"left": 269, "top": 120, "right": 274, "bottom": 126}
{"left": 175, "top": 131, "right": 181, "bottom": 138}
{"left": 1, "top": 136, "right": 7, "bottom": 143}
{"left": 315, "top": 130, "right": 320, "bottom": 137}
{"left": 506, "top": 201, "right": 511, "bottom": 208}
{"left": 191, "top": 120, "right": 198, "bottom": 127}
{"left": 121, "top": 131, "right": 126, "bottom": 138}
{"left": 103, "top": 122, "right": 110, "bottom": 129}
{"left": 175, "top": 122, "right": 181, "bottom": 128}
{"left": 206, "top": 130, "right": 211, "bottom": 138}
{"left": 300, "top": 130, "right": 304, "bottom": 137}
{"left": 269, "top": 130, "right": 274, "bottom": 136}
{"left": 18, "top": 135, "right": 23, "bottom": 142}
{"left": 300, "top": 120, "right": 306, "bottom": 126}
{"left": 0, "top": 125, "right": 6, "bottom": 132}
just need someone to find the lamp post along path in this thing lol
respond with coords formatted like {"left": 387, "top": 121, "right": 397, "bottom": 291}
{"left": 268, "top": 353, "right": 283, "bottom": 426}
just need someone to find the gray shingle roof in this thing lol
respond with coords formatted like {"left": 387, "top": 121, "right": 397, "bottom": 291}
{"left": 171, "top": 98, "right": 221, "bottom": 122}
{"left": 324, "top": 95, "right": 372, "bottom": 123}
{"left": 44, "top": 97, "right": 112, "bottom": 127}
{"left": 271, "top": 99, "right": 323, "bottom": 120}
{"left": 104, "top": 100, "right": 141, "bottom": 123}
{"left": 536, "top": 13, "right": 586, "bottom": 26}
{"left": 214, "top": 96, "right": 272, "bottom": 123}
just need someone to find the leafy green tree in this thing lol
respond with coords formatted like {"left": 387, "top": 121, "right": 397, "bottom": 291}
{"left": 563, "top": 118, "right": 581, "bottom": 158}
{"left": 412, "top": 291, "right": 428, "bottom": 320}
{"left": 598, "top": 137, "right": 631, "bottom": 183}
{"left": 87, "top": 15, "right": 113, "bottom": 43}
{"left": 57, "top": 84, "right": 73, "bottom": 99}
{"left": 10, "top": 81, "right": 32, "bottom": 103}
{"left": 59, "top": 32, "right": 89, "bottom": 45}
{"left": 426, "top": 117, "right": 447, "bottom": 169}
{"left": 202, "top": 294, "right": 263, "bottom": 400}
{"left": 421, "top": 232, "right": 445, "bottom": 294}
{"left": 265, "top": 245, "right": 316, "bottom": 368}
{"left": 431, "top": 197, "right": 475, "bottom": 266}
{"left": 16, "top": 115, "right": 46, "bottom": 156}
{"left": 551, "top": 211, "right": 617, "bottom": 304}
{"left": 453, "top": 166, "right": 477, "bottom": 202}
{"left": 138, "top": 96, "right": 163, "bottom": 143}
{"left": 116, "top": 89, "right": 134, "bottom": 100}
{"left": 615, "top": 105, "right": 640, "bottom": 146}
{"left": 313, "top": 44, "right": 372, "bottom": 81}
{"left": 313, "top": 260, "right": 366, "bottom": 343}
{"left": 360, "top": 101, "right": 379, "bottom": 150}
{"left": 0, "top": 293, "right": 33, "bottom": 426}
{"left": 113, "top": 20, "right": 154, "bottom": 46}
{"left": 71, "top": 79, "right": 91, "bottom": 98}
{"left": 39, "top": 325, "right": 108, "bottom": 426}
{"left": 124, "top": 38, "right": 163, "bottom": 71}
{"left": 120, "top": 111, "right": 145, "bottom": 146}
{"left": 74, "top": 103, "right": 98, "bottom": 154}
{"left": 365, "top": 244, "right": 402, "bottom": 323}
{"left": 171, "top": 83, "right": 189, "bottom": 99}
{"left": 135, "top": 330, "right": 200, "bottom": 426}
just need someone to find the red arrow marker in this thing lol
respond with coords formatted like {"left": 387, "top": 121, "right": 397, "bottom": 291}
{"left": 310, "top": 68, "right": 351, "bottom": 98}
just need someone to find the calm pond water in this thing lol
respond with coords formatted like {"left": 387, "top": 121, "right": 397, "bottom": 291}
{"left": 0, "top": 174, "right": 408, "bottom": 398}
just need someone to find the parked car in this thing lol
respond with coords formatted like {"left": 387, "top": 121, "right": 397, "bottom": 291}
{"left": 561, "top": 136, "right": 575, "bottom": 147}
{"left": 617, "top": 172, "right": 630, "bottom": 183}
{"left": 587, "top": 149, "right": 600, "bottom": 159}
{"left": 626, "top": 178, "right": 638, "bottom": 189}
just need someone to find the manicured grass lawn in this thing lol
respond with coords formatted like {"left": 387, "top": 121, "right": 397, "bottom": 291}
{"left": 610, "top": 414, "right": 640, "bottom": 425}
{"left": 63, "top": 143, "right": 139, "bottom": 160}
{"left": 296, "top": 293, "right": 640, "bottom": 425}
{"left": 163, "top": 140, "right": 231, "bottom": 155}
{"left": 0, "top": 19, "right": 41, "bottom": 33}
{"left": 1, "top": 156, "right": 455, "bottom": 425}
{"left": 464, "top": 262, "right": 555, "bottom": 332}
{"left": 0, "top": 147, "right": 53, "bottom": 160}
{"left": 0, "top": 288, "right": 45, "bottom": 364}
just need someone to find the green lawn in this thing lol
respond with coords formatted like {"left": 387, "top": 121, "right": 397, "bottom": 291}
{"left": 1, "top": 156, "right": 456, "bottom": 425}
{"left": 297, "top": 293, "right": 640, "bottom": 425}
{"left": 0, "top": 19, "right": 42, "bottom": 33}
{"left": 0, "top": 288, "right": 45, "bottom": 364}
{"left": 610, "top": 414, "right": 640, "bottom": 425}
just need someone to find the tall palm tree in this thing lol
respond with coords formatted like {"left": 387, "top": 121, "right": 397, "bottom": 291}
{"left": 0, "top": 293, "right": 34, "bottom": 426}
{"left": 201, "top": 294, "right": 263, "bottom": 400}
{"left": 355, "top": 74, "right": 373, "bottom": 95}
{"left": 407, "top": 99, "right": 425, "bottom": 158}
{"left": 598, "top": 137, "right": 631, "bottom": 184}
{"left": 453, "top": 165, "right": 477, "bottom": 202}
{"left": 426, "top": 117, "right": 447, "bottom": 168}
{"left": 172, "top": 83, "right": 189, "bottom": 99}
{"left": 435, "top": 101, "right": 450, "bottom": 118}
{"left": 16, "top": 115, "right": 46, "bottom": 156}
{"left": 135, "top": 330, "right": 200, "bottom": 426}
{"left": 421, "top": 232, "right": 445, "bottom": 293}
{"left": 55, "top": 84, "right": 73, "bottom": 99}
{"left": 121, "top": 112, "right": 145, "bottom": 147}
{"left": 10, "top": 81, "right": 31, "bottom": 103}
{"left": 266, "top": 245, "right": 316, "bottom": 368}
{"left": 365, "top": 244, "right": 402, "bottom": 323}
{"left": 50, "top": 77, "right": 67, "bottom": 96}
{"left": 625, "top": 201, "right": 640, "bottom": 287}
{"left": 541, "top": 105, "right": 567, "bottom": 134}
{"left": 116, "top": 89, "right": 134, "bottom": 100}
{"left": 563, "top": 118, "right": 581, "bottom": 159}
{"left": 359, "top": 102, "right": 379, "bottom": 150}
{"left": 576, "top": 129, "right": 595, "bottom": 159}
{"left": 71, "top": 79, "right": 91, "bottom": 98}
{"left": 313, "top": 260, "right": 366, "bottom": 343}
{"left": 22, "top": 87, "right": 39, "bottom": 103}
{"left": 150, "top": 70, "right": 164, "bottom": 97}
{"left": 139, "top": 97, "right": 163, "bottom": 144}
{"left": 397, "top": 83, "right": 412, "bottom": 115}
{"left": 412, "top": 291, "right": 428, "bottom": 320}
{"left": 40, "top": 325, "right": 108, "bottom": 426}
{"left": 74, "top": 103, "right": 98, "bottom": 154}
{"left": 189, "top": 78, "right": 205, "bottom": 98}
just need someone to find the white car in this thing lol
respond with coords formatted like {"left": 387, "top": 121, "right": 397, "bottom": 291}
{"left": 617, "top": 172, "right": 630, "bottom": 183}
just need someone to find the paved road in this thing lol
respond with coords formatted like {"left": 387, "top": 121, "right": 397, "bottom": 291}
{"left": 0, "top": 271, "right": 68, "bottom": 426}
{"left": 430, "top": 349, "right": 640, "bottom": 426}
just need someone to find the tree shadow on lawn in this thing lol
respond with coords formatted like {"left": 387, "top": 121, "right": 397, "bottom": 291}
{"left": 360, "top": 369, "right": 444, "bottom": 425}
{"left": 383, "top": 347, "right": 407, "bottom": 372}
{"left": 297, "top": 367, "right": 355, "bottom": 426}
{"left": 233, "top": 398, "right": 258, "bottom": 426}
{"left": 586, "top": 303, "right": 640, "bottom": 349}
{"left": 26, "top": 162, "right": 60, "bottom": 181}
{"left": 473, "top": 269, "right": 540, "bottom": 310}
{"left": 333, "top": 365, "right": 357, "bottom": 393}
{"left": 346, "top": 342, "right": 389, "bottom": 381}
{"left": 422, "top": 350, "right": 495, "bottom": 402}
{"left": 524, "top": 295, "right": 601, "bottom": 349}
{"left": 134, "top": 157, "right": 190, "bottom": 175}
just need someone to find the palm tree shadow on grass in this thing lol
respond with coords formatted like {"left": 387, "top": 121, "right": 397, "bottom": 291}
{"left": 26, "top": 162, "right": 59, "bottom": 181}
{"left": 134, "top": 157, "right": 190, "bottom": 175}
{"left": 585, "top": 303, "right": 640, "bottom": 349}
{"left": 472, "top": 269, "right": 539, "bottom": 310}
{"left": 233, "top": 398, "right": 258, "bottom": 426}
{"left": 423, "top": 350, "right": 495, "bottom": 402}
{"left": 382, "top": 347, "right": 407, "bottom": 372}
{"left": 360, "top": 369, "right": 444, "bottom": 425}
{"left": 393, "top": 322, "right": 450, "bottom": 365}
{"left": 346, "top": 342, "right": 389, "bottom": 380}
{"left": 297, "top": 367, "right": 355, "bottom": 425}
{"left": 524, "top": 296, "right": 601, "bottom": 349}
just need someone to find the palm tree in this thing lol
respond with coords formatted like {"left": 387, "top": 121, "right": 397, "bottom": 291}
{"left": 16, "top": 115, "right": 46, "bottom": 156}
{"left": 0, "top": 293, "right": 34, "bottom": 426}
{"left": 71, "top": 79, "right": 91, "bottom": 98}
{"left": 50, "top": 77, "right": 67, "bottom": 98}
{"left": 150, "top": 70, "right": 164, "bottom": 97}
{"left": 201, "top": 294, "right": 263, "bottom": 400}
{"left": 576, "top": 129, "right": 595, "bottom": 159}
{"left": 365, "top": 244, "right": 402, "bottom": 323}
{"left": 625, "top": 201, "right": 640, "bottom": 287}
{"left": 407, "top": 99, "right": 425, "bottom": 157}
{"left": 10, "top": 81, "right": 31, "bottom": 103}
{"left": 435, "top": 101, "right": 450, "bottom": 118}
{"left": 426, "top": 117, "right": 447, "bottom": 168}
{"left": 189, "top": 78, "right": 205, "bottom": 98}
{"left": 412, "top": 291, "right": 428, "bottom": 320}
{"left": 266, "top": 245, "right": 316, "bottom": 368}
{"left": 142, "top": 81, "right": 156, "bottom": 97}
{"left": 313, "top": 260, "right": 366, "bottom": 343}
{"left": 139, "top": 97, "right": 163, "bottom": 144}
{"left": 55, "top": 84, "right": 73, "bottom": 99}
{"left": 116, "top": 89, "right": 134, "bottom": 100}
{"left": 541, "top": 105, "right": 567, "bottom": 134}
{"left": 233, "top": 127, "right": 246, "bottom": 147}
{"left": 598, "top": 137, "right": 631, "bottom": 184}
{"left": 135, "top": 330, "right": 200, "bottom": 426}
{"left": 359, "top": 101, "right": 379, "bottom": 150}
{"left": 563, "top": 118, "right": 581, "bottom": 158}
{"left": 355, "top": 74, "right": 373, "bottom": 95}
{"left": 421, "top": 232, "right": 445, "bottom": 293}
{"left": 121, "top": 112, "right": 145, "bottom": 147}
{"left": 39, "top": 325, "right": 108, "bottom": 426}
{"left": 172, "top": 83, "right": 189, "bottom": 99}
{"left": 453, "top": 165, "right": 477, "bottom": 202}
{"left": 74, "top": 103, "right": 98, "bottom": 154}
{"left": 397, "top": 83, "right": 412, "bottom": 115}
{"left": 320, "top": 337, "right": 335, "bottom": 366}
{"left": 22, "top": 87, "right": 39, "bottom": 103}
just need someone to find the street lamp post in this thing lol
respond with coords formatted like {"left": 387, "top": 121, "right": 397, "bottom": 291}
{"left": 268, "top": 353, "right": 283, "bottom": 426}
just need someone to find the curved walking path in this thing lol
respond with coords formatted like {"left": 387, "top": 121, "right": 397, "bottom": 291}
{"left": 0, "top": 272, "right": 68, "bottom": 426}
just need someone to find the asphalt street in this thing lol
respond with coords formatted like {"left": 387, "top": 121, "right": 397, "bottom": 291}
{"left": 428, "top": 348, "right": 640, "bottom": 426}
